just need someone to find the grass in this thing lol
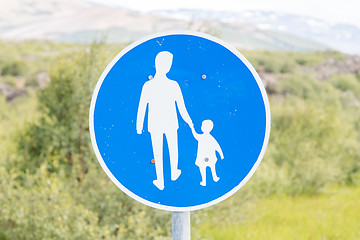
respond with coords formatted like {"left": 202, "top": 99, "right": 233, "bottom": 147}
{"left": 198, "top": 186, "right": 360, "bottom": 240}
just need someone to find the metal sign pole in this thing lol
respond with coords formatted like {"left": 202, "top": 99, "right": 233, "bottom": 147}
{"left": 172, "top": 211, "right": 191, "bottom": 240}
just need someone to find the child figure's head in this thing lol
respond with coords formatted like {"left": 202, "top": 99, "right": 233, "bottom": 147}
{"left": 201, "top": 119, "right": 213, "bottom": 133}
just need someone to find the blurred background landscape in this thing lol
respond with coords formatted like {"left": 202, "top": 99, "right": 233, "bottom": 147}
{"left": 0, "top": 0, "right": 360, "bottom": 239}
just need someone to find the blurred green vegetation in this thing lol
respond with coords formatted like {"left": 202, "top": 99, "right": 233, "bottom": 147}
{"left": 198, "top": 186, "right": 360, "bottom": 240}
{"left": 0, "top": 40, "right": 359, "bottom": 239}
{"left": 243, "top": 50, "right": 345, "bottom": 73}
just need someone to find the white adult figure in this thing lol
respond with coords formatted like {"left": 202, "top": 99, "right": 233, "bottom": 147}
{"left": 136, "top": 51, "right": 194, "bottom": 190}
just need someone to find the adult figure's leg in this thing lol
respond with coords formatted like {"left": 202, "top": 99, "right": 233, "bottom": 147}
{"left": 165, "top": 129, "right": 181, "bottom": 181}
{"left": 151, "top": 131, "right": 164, "bottom": 190}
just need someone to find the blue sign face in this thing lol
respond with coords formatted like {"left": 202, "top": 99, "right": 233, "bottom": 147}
{"left": 90, "top": 31, "right": 270, "bottom": 211}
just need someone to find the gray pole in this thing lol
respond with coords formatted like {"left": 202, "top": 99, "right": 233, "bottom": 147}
{"left": 172, "top": 211, "right": 191, "bottom": 240}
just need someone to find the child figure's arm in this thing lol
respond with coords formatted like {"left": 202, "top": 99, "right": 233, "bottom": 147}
{"left": 190, "top": 126, "right": 200, "bottom": 140}
{"left": 215, "top": 140, "right": 224, "bottom": 159}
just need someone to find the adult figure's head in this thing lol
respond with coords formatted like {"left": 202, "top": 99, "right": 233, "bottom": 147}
{"left": 155, "top": 51, "right": 173, "bottom": 75}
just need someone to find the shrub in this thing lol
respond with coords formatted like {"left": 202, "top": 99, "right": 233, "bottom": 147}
{"left": 274, "top": 72, "right": 341, "bottom": 107}
{"left": 0, "top": 166, "right": 172, "bottom": 240}
{"left": 1, "top": 60, "right": 27, "bottom": 76}
{"left": 15, "top": 42, "right": 106, "bottom": 175}
{"left": 265, "top": 98, "right": 358, "bottom": 195}
{"left": 329, "top": 73, "right": 360, "bottom": 99}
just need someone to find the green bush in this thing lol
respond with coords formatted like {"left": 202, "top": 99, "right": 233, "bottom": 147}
{"left": 265, "top": 98, "right": 358, "bottom": 195}
{"left": 0, "top": 166, "right": 171, "bottom": 240}
{"left": 1, "top": 60, "right": 27, "bottom": 76}
{"left": 15, "top": 42, "right": 106, "bottom": 174}
{"left": 274, "top": 72, "right": 341, "bottom": 108}
{"left": 329, "top": 73, "right": 360, "bottom": 99}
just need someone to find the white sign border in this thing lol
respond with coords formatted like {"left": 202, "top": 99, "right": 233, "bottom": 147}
{"left": 89, "top": 30, "right": 271, "bottom": 212}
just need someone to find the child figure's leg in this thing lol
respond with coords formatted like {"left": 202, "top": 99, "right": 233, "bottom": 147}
{"left": 199, "top": 166, "right": 207, "bottom": 186}
{"left": 210, "top": 164, "right": 220, "bottom": 182}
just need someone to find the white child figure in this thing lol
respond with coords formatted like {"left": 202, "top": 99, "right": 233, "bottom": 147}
{"left": 191, "top": 120, "right": 224, "bottom": 186}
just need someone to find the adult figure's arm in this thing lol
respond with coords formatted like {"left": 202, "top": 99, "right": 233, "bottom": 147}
{"left": 136, "top": 83, "right": 149, "bottom": 134}
{"left": 174, "top": 83, "right": 193, "bottom": 128}
{"left": 191, "top": 127, "right": 200, "bottom": 140}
